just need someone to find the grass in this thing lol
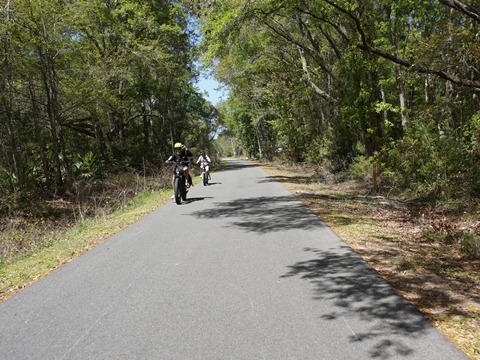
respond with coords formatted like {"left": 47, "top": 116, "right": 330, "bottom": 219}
{"left": 0, "top": 189, "right": 171, "bottom": 301}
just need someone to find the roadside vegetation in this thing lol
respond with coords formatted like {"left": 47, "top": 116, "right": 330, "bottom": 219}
{"left": 0, "top": 0, "right": 219, "bottom": 299}
{"left": 0, "top": 168, "right": 173, "bottom": 300}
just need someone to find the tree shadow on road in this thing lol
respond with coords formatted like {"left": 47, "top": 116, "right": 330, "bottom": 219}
{"left": 282, "top": 247, "right": 444, "bottom": 359}
{"left": 190, "top": 195, "right": 326, "bottom": 234}
{"left": 216, "top": 160, "right": 257, "bottom": 172}
{"left": 259, "top": 175, "right": 314, "bottom": 185}
{"left": 183, "top": 197, "right": 213, "bottom": 204}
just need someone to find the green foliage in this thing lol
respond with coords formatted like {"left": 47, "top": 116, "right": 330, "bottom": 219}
{"left": 350, "top": 155, "right": 374, "bottom": 182}
{"left": 464, "top": 111, "right": 480, "bottom": 146}
{"left": 383, "top": 116, "right": 480, "bottom": 199}
{"left": 197, "top": 0, "right": 479, "bottom": 202}
{"left": 304, "top": 136, "right": 332, "bottom": 167}
{"left": 72, "top": 152, "right": 100, "bottom": 180}
{"left": 462, "top": 231, "right": 480, "bottom": 259}
{"left": 0, "top": 0, "right": 222, "bottom": 215}
{"left": 0, "top": 168, "right": 16, "bottom": 194}
{"left": 2, "top": 0, "right": 479, "bottom": 213}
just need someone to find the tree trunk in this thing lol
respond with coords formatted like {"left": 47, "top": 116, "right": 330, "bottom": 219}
{"left": 380, "top": 85, "right": 388, "bottom": 122}
{"left": 1, "top": 2, "right": 22, "bottom": 188}
{"left": 394, "top": 65, "right": 409, "bottom": 128}
{"left": 142, "top": 101, "right": 150, "bottom": 155}
{"left": 444, "top": 80, "right": 454, "bottom": 126}
{"left": 92, "top": 114, "right": 108, "bottom": 165}
{"left": 425, "top": 75, "right": 435, "bottom": 105}
{"left": 39, "top": 46, "right": 64, "bottom": 194}
{"left": 28, "top": 81, "right": 51, "bottom": 189}
{"left": 257, "top": 135, "right": 263, "bottom": 159}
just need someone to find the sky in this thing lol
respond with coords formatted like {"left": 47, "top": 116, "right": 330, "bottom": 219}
{"left": 196, "top": 72, "right": 227, "bottom": 105}
{"left": 189, "top": 18, "right": 227, "bottom": 106}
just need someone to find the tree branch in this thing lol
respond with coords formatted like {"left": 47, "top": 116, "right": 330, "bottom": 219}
{"left": 321, "top": 0, "right": 480, "bottom": 91}
{"left": 439, "top": 0, "right": 480, "bottom": 23}
{"left": 297, "top": 46, "right": 336, "bottom": 102}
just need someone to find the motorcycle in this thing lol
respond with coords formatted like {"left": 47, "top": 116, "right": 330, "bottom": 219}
{"left": 168, "top": 161, "right": 189, "bottom": 204}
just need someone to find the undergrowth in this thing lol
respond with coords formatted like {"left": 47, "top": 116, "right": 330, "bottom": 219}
{"left": 0, "top": 166, "right": 173, "bottom": 264}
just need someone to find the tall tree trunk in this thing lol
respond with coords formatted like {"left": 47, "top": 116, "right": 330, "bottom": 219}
{"left": 444, "top": 80, "right": 454, "bottom": 129}
{"left": 142, "top": 101, "right": 150, "bottom": 155}
{"left": 443, "top": 8, "right": 455, "bottom": 128}
{"left": 28, "top": 81, "right": 51, "bottom": 189}
{"left": 394, "top": 65, "right": 409, "bottom": 128}
{"left": 380, "top": 85, "right": 388, "bottom": 122}
{"left": 35, "top": 5, "right": 69, "bottom": 194}
{"left": 257, "top": 135, "right": 263, "bottom": 159}
{"left": 1, "top": 1, "right": 22, "bottom": 188}
{"left": 4, "top": 94, "right": 22, "bottom": 187}
{"left": 91, "top": 113, "right": 108, "bottom": 165}
{"left": 364, "top": 70, "right": 384, "bottom": 157}
{"left": 425, "top": 75, "right": 435, "bottom": 105}
{"left": 39, "top": 47, "right": 63, "bottom": 194}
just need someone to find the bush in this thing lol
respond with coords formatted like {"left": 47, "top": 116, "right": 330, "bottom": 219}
{"left": 462, "top": 231, "right": 480, "bottom": 259}
{"left": 382, "top": 118, "right": 480, "bottom": 200}
{"left": 350, "top": 155, "right": 373, "bottom": 181}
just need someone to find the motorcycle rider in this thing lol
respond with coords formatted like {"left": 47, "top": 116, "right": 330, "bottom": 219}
{"left": 166, "top": 142, "right": 193, "bottom": 198}
{"left": 196, "top": 150, "right": 211, "bottom": 180}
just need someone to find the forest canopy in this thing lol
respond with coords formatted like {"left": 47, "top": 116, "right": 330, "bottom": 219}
{"left": 1, "top": 0, "right": 479, "bottom": 213}
{"left": 195, "top": 0, "right": 480, "bottom": 199}
{"left": 0, "top": 0, "right": 218, "bottom": 210}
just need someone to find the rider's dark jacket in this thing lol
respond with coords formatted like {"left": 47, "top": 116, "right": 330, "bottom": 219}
{"left": 166, "top": 149, "right": 193, "bottom": 166}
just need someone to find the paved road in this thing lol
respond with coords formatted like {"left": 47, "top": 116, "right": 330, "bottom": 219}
{"left": 0, "top": 159, "right": 467, "bottom": 359}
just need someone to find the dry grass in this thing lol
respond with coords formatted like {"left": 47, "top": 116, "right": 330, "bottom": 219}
{"left": 0, "top": 189, "right": 172, "bottom": 301}
{"left": 259, "top": 161, "right": 480, "bottom": 360}
{"left": 0, "top": 166, "right": 177, "bottom": 301}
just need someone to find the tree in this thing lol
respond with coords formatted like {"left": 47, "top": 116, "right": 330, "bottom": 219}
{"left": 0, "top": 0, "right": 216, "bottom": 212}
{"left": 197, "top": 0, "right": 480, "bottom": 198}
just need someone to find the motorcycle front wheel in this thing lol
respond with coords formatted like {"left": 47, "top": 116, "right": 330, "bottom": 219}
{"left": 174, "top": 177, "right": 182, "bottom": 204}
{"left": 182, "top": 183, "right": 188, "bottom": 201}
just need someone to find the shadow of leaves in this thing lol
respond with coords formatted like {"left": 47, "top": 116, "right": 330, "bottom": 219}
{"left": 216, "top": 161, "right": 257, "bottom": 172}
{"left": 258, "top": 175, "right": 314, "bottom": 185}
{"left": 190, "top": 196, "right": 326, "bottom": 234}
{"left": 282, "top": 247, "right": 433, "bottom": 359}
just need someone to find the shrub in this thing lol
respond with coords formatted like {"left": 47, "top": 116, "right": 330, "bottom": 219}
{"left": 462, "top": 231, "right": 480, "bottom": 259}
{"left": 382, "top": 118, "right": 480, "bottom": 200}
{"left": 350, "top": 155, "right": 373, "bottom": 181}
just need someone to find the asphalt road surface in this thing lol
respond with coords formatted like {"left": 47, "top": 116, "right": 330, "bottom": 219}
{"left": 0, "top": 159, "right": 468, "bottom": 359}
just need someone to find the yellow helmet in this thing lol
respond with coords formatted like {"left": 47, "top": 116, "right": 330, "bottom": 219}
{"left": 174, "top": 142, "right": 183, "bottom": 149}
